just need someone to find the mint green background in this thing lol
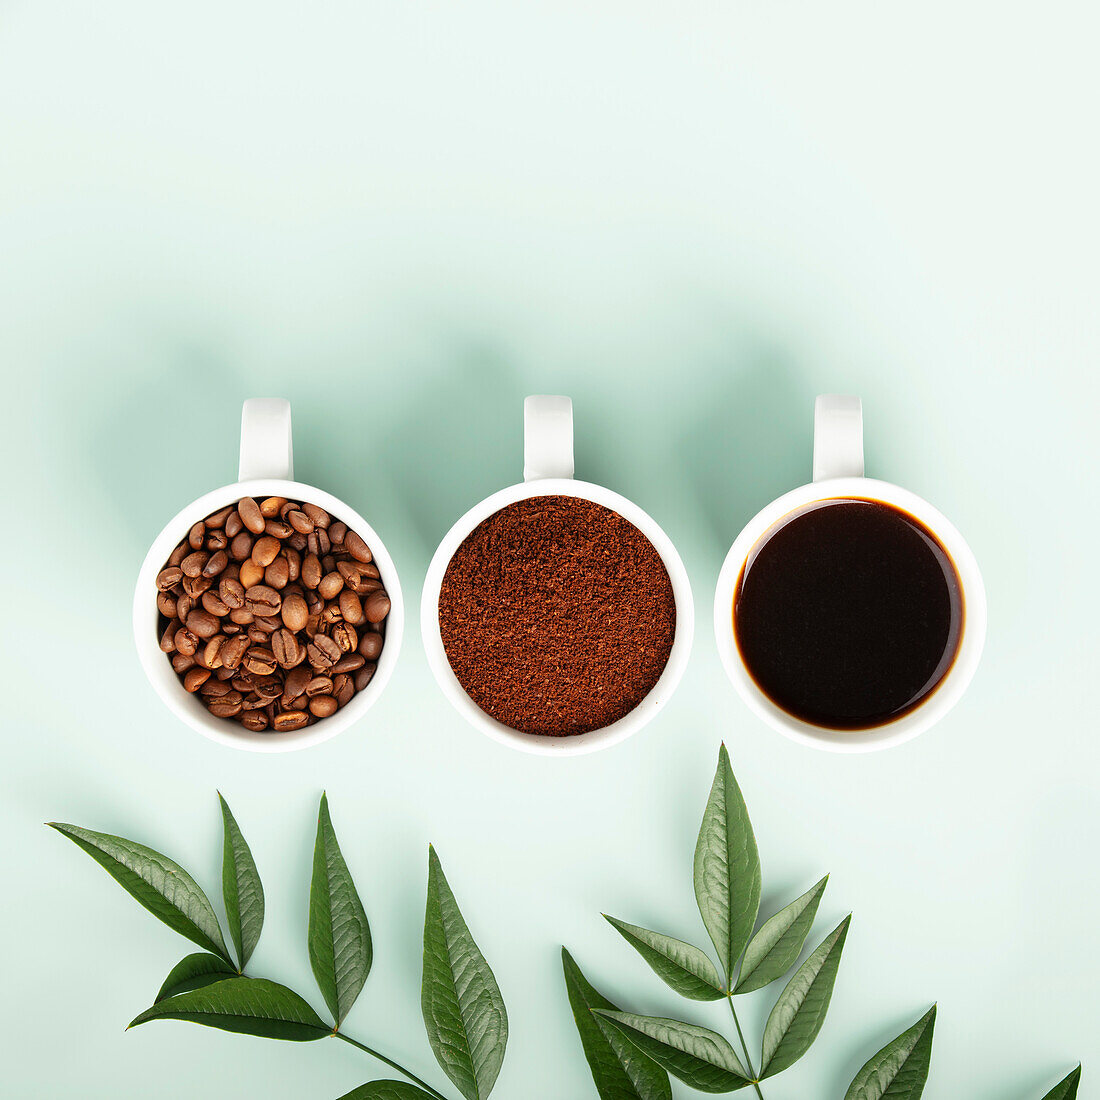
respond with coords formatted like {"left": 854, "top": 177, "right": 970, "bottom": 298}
{"left": 2, "top": 3, "right": 1096, "bottom": 1097}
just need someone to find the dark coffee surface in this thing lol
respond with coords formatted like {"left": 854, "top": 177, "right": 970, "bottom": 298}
{"left": 734, "top": 499, "right": 963, "bottom": 729}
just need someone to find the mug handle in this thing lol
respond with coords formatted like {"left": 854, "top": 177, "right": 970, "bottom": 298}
{"left": 813, "top": 394, "right": 864, "bottom": 482}
{"left": 524, "top": 395, "right": 574, "bottom": 481}
{"left": 239, "top": 398, "right": 294, "bottom": 481}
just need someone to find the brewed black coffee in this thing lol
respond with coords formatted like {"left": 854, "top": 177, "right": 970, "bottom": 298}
{"left": 734, "top": 498, "right": 963, "bottom": 729}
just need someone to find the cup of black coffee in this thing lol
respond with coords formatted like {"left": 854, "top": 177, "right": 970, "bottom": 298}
{"left": 713, "top": 395, "right": 986, "bottom": 752}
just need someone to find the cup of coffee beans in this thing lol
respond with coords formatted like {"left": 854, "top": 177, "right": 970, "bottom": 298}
{"left": 134, "top": 399, "right": 403, "bottom": 751}
{"left": 420, "top": 396, "right": 693, "bottom": 756}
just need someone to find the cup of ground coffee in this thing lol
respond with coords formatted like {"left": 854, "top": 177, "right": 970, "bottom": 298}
{"left": 713, "top": 395, "right": 986, "bottom": 753}
{"left": 421, "top": 396, "right": 694, "bottom": 756}
{"left": 133, "top": 399, "right": 404, "bottom": 752}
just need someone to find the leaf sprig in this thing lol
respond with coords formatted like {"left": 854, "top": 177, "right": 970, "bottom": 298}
{"left": 49, "top": 795, "right": 509, "bottom": 1100}
{"left": 563, "top": 744, "right": 1082, "bottom": 1100}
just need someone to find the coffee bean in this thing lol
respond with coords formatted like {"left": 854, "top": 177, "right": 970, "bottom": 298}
{"left": 338, "top": 590, "right": 365, "bottom": 624}
{"left": 245, "top": 584, "right": 282, "bottom": 617}
{"left": 363, "top": 591, "right": 391, "bottom": 624}
{"left": 160, "top": 621, "right": 178, "bottom": 652}
{"left": 182, "top": 574, "right": 213, "bottom": 598}
{"left": 264, "top": 520, "right": 293, "bottom": 539}
{"left": 285, "top": 549, "right": 301, "bottom": 582}
{"left": 273, "top": 710, "right": 308, "bottom": 731}
{"left": 283, "top": 666, "right": 311, "bottom": 700}
{"left": 265, "top": 556, "right": 289, "bottom": 589}
{"left": 333, "top": 673, "right": 354, "bottom": 706}
{"left": 302, "top": 554, "right": 322, "bottom": 589}
{"left": 345, "top": 530, "right": 372, "bottom": 563}
{"left": 307, "top": 635, "right": 341, "bottom": 670}
{"left": 243, "top": 647, "right": 277, "bottom": 676}
{"left": 316, "top": 529, "right": 331, "bottom": 556}
{"left": 203, "top": 550, "right": 229, "bottom": 577}
{"left": 239, "top": 560, "right": 265, "bottom": 588}
{"left": 321, "top": 602, "right": 344, "bottom": 626}
{"left": 333, "top": 653, "right": 365, "bottom": 673}
{"left": 305, "top": 675, "right": 333, "bottom": 697}
{"left": 329, "top": 521, "right": 347, "bottom": 547}
{"left": 272, "top": 628, "right": 303, "bottom": 669}
{"left": 203, "top": 636, "right": 225, "bottom": 669}
{"left": 221, "top": 634, "right": 250, "bottom": 670}
{"left": 219, "top": 576, "right": 246, "bottom": 609}
{"left": 230, "top": 532, "right": 253, "bottom": 561}
{"left": 238, "top": 497, "right": 266, "bottom": 534}
{"left": 332, "top": 622, "right": 358, "bottom": 653}
{"left": 188, "top": 521, "right": 206, "bottom": 550}
{"left": 303, "top": 503, "right": 330, "bottom": 528}
{"left": 225, "top": 511, "right": 243, "bottom": 537}
{"left": 157, "top": 591, "right": 178, "bottom": 617}
{"left": 359, "top": 631, "right": 383, "bottom": 660}
{"left": 318, "top": 572, "right": 344, "bottom": 599}
{"left": 279, "top": 592, "right": 308, "bottom": 632}
{"left": 206, "top": 530, "right": 229, "bottom": 551}
{"left": 157, "top": 566, "right": 183, "bottom": 590}
{"left": 355, "top": 663, "right": 376, "bottom": 692}
{"left": 241, "top": 711, "right": 269, "bottom": 731}
{"left": 309, "top": 695, "right": 338, "bottom": 718}
{"left": 260, "top": 496, "right": 286, "bottom": 518}
{"left": 171, "top": 653, "right": 196, "bottom": 673}
{"left": 200, "top": 677, "right": 232, "bottom": 697}
{"left": 202, "top": 590, "right": 230, "bottom": 617}
{"left": 186, "top": 609, "right": 220, "bottom": 638}
{"left": 181, "top": 551, "right": 208, "bottom": 578}
{"left": 207, "top": 505, "right": 234, "bottom": 529}
{"left": 184, "top": 667, "right": 211, "bottom": 692}
{"left": 288, "top": 510, "right": 314, "bottom": 533}
{"left": 251, "top": 536, "right": 280, "bottom": 567}
{"left": 174, "top": 627, "right": 199, "bottom": 656}
{"left": 209, "top": 694, "right": 244, "bottom": 718}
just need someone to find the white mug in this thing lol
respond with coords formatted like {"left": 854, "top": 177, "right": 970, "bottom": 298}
{"left": 421, "top": 395, "right": 694, "bottom": 757}
{"left": 133, "top": 399, "right": 404, "bottom": 752}
{"left": 713, "top": 395, "right": 986, "bottom": 753}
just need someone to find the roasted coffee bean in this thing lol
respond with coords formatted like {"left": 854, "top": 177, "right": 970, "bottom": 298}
{"left": 345, "top": 530, "right": 372, "bottom": 563}
{"left": 220, "top": 634, "right": 250, "bottom": 670}
{"left": 251, "top": 675, "right": 283, "bottom": 700}
{"left": 285, "top": 666, "right": 312, "bottom": 700}
{"left": 318, "top": 571, "right": 344, "bottom": 600}
{"left": 288, "top": 532, "right": 307, "bottom": 551}
{"left": 316, "top": 529, "right": 331, "bottom": 556}
{"left": 336, "top": 561, "right": 360, "bottom": 586}
{"left": 265, "top": 556, "right": 289, "bottom": 589}
{"left": 203, "top": 636, "right": 226, "bottom": 669}
{"left": 321, "top": 603, "right": 344, "bottom": 626}
{"left": 302, "top": 502, "right": 330, "bottom": 528}
{"left": 332, "top": 622, "right": 358, "bottom": 653}
{"left": 160, "top": 621, "right": 178, "bottom": 652}
{"left": 181, "top": 550, "right": 208, "bottom": 577}
{"left": 188, "top": 521, "right": 206, "bottom": 550}
{"left": 202, "top": 591, "right": 230, "bottom": 617}
{"left": 272, "top": 628, "right": 303, "bottom": 669}
{"left": 302, "top": 554, "right": 322, "bottom": 589}
{"left": 333, "top": 653, "right": 365, "bottom": 674}
{"left": 264, "top": 520, "right": 293, "bottom": 539}
{"left": 359, "top": 631, "right": 383, "bottom": 660}
{"left": 305, "top": 675, "right": 333, "bottom": 697}
{"left": 182, "top": 574, "right": 213, "bottom": 598}
{"left": 218, "top": 576, "right": 246, "bottom": 609}
{"left": 355, "top": 663, "right": 376, "bottom": 692}
{"left": 230, "top": 531, "right": 254, "bottom": 560}
{"left": 338, "top": 590, "right": 364, "bottom": 625}
{"left": 229, "top": 607, "right": 254, "bottom": 625}
{"left": 157, "top": 591, "right": 178, "bottom": 617}
{"left": 200, "top": 677, "right": 233, "bottom": 697}
{"left": 307, "top": 635, "right": 341, "bottom": 670}
{"left": 273, "top": 710, "right": 308, "bottom": 731}
{"left": 186, "top": 609, "right": 220, "bottom": 638}
{"left": 329, "top": 521, "right": 347, "bottom": 546}
{"left": 225, "top": 511, "right": 243, "bottom": 537}
{"left": 280, "top": 592, "right": 308, "bottom": 632}
{"left": 171, "top": 653, "right": 196, "bottom": 673}
{"left": 207, "top": 505, "right": 234, "bottom": 528}
{"left": 361, "top": 563, "right": 381, "bottom": 579}
{"left": 309, "top": 695, "right": 338, "bottom": 718}
{"left": 184, "top": 667, "right": 211, "bottom": 692}
{"left": 333, "top": 673, "right": 354, "bottom": 706}
{"left": 241, "top": 711, "right": 269, "bottom": 731}
{"left": 208, "top": 695, "right": 244, "bottom": 719}
{"left": 238, "top": 496, "right": 266, "bottom": 534}
{"left": 260, "top": 496, "right": 286, "bottom": 518}
{"left": 206, "top": 529, "right": 229, "bottom": 551}
{"left": 243, "top": 647, "right": 277, "bottom": 676}
{"left": 203, "top": 550, "right": 229, "bottom": 577}
{"left": 252, "top": 536, "right": 280, "bottom": 567}
{"left": 245, "top": 584, "right": 281, "bottom": 617}
{"left": 364, "top": 591, "right": 391, "bottom": 624}
{"left": 288, "top": 509, "right": 314, "bottom": 534}
{"left": 285, "top": 548, "right": 301, "bottom": 581}
{"left": 174, "top": 627, "right": 199, "bottom": 656}
{"left": 239, "top": 560, "right": 265, "bottom": 587}
{"left": 176, "top": 594, "right": 194, "bottom": 621}
{"left": 157, "top": 566, "right": 183, "bottom": 590}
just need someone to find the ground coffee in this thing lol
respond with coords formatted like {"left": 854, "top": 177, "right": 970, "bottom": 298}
{"left": 437, "top": 495, "right": 676, "bottom": 736}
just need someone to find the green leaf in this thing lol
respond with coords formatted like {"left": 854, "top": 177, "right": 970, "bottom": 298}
{"left": 422, "top": 846, "right": 508, "bottom": 1100}
{"left": 156, "top": 953, "right": 237, "bottom": 1002}
{"left": 693, "top": 744, "right": 761, "bottom": 987}
{"left": 843, "top": 1005, "right": 936, "bottom": 1100}
{"left": 309, "top": 793, "right": 372, "bottom": 1028}
{"left": 219, "top": 794, "right": 264, "bottom": 970}
{"left": 48, "top": 822, "right": 231, "bottom": 963}
{"left": 337, "top": 1084, "right": 438, "bottom": 1100}
{"left": 130, "top": 976, "right": 329, "bottom": 1041}
{"left": 760, "top": 915, "right": 850, "bottom": 1078}
{"left": 562, "top": 948, "right": 672, "bottom": 1100}
{"left": 735, "top": 876, "right": 828, "bottom": 995}
{"left": 604, "top": 917, "right": 725, "bottom": 1001}
{"left": 595, "top": 1011, "right": 750, "bottom": 1094}
{"left": 1040, "top": 1065, "right": 1082, "bottom": 1100}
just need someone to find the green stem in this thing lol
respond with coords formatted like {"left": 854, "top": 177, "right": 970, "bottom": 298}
{"left": 727, "top": 995, "right": 765, "bottom": 1100}
{"left": 333, "top": 1032, "right": 451, "bottom": 1100}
